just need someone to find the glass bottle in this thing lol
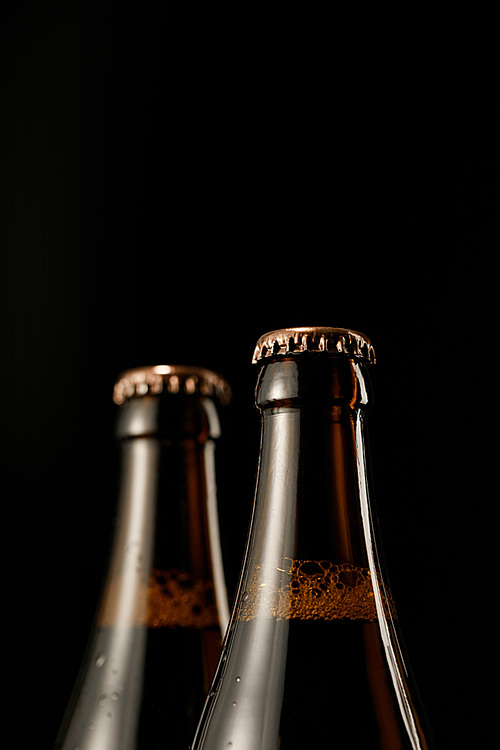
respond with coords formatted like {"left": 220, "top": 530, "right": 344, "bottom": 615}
{"left": 54, "top": 364, "right": 232, "bottom": 750}
{"left": 191, "top": 327, "right": 436, "bottom": 749}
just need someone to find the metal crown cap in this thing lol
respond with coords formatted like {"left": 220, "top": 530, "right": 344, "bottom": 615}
{"left": 252, "top": 327, "right": 376, "bottom": 365}
{"left": 113, "top": 365, "right": 232, "bottom": 406}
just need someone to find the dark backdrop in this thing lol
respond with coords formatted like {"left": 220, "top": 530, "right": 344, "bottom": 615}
{"left": 2, "top": 4, "right": 498, "bottom": 748}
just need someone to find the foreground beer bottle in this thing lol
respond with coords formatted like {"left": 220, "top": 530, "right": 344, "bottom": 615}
{"left": 54, "top": 364, "right": 231, "bottom": 750}
{"left": 191, "top": 327, "right": 435, "bottom": 749}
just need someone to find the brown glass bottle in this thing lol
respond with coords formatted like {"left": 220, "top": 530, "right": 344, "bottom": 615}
{"left": 191, "top": 327, "right": 435, "bottom": 749}
{"left": 54, "top": 365, "right": 231, "bottom": 750}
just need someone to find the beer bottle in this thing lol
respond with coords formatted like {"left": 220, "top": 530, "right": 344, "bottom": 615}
{"left": 191, "top": 327, "right": 435, "bottom": 749}
{"left": 54, "top": 364, "right": 232, "bottom": 750}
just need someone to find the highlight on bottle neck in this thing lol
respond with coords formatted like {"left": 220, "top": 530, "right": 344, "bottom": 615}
{"left": 252, "top": 327, "right": 375, "bottom": 410}
{"left": 113, "top": 364, "right": 231, "bottom": 440}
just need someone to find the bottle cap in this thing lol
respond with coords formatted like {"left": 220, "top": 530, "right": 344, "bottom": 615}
{"left": 252, "top": 327, "right": 376, "bottom": 365}
{"left": 113, "top": 365, "right": 232, "bottom": 406}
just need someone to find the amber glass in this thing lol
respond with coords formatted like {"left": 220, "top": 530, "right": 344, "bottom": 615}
{"left": 191, "top": 330, "right": 435, "bottom": 749}
{"left": 54, "top": 366, "right": 231, "bottom": 750}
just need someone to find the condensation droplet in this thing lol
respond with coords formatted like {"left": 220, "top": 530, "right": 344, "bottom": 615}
{"left": 98, "top": 694, "right": 107, "bottom": 706}
{"left": 95, "top": 654, "right": 106, "bottom": 668}
{"left": 235, "top": 676, "right": 241, "bottom": 683}
{"left": 232, "top": 701, "right": 237, "bottom": 707}
{"left": 88, "top": 722, "right": 96, "bottom": 731}
{"left": 111, "top": 693, "right": 120, "bottom": 701}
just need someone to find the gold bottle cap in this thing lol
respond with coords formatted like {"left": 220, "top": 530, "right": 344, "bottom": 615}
{"left": 252, "top": 327, "right": 376, "bottom": 365}
{"left": 113, "top": 365, "right": 232, "bottom": 406}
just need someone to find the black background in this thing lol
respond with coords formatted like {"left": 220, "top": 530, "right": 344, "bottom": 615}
{"left": 2, "top": 4, "right": 498, "bottom": 748}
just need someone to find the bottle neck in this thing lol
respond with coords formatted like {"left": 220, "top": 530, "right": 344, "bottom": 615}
{"left": 97, "top": 393, "right": 229, "bottom": 632}
{"left": 255, "top": 354, "right": 371, "bottom": 411}
{"left": 114, "top": 392, "right": 222, "bottom": 441}
{"left": 238, "top": 356, "right": 387, "bottom": 623}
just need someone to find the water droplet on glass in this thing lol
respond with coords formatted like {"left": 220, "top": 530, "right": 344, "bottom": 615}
{"left": 232, "top": 701, "right": 237, "bottom": 707}
{"left": 98, "top": 694, "right": 107, "bottom": 706}
{"left": 88, "top": 722, "right": 96, "bottom": 731}
{"left": 95, "top": 654, "right": 106, "bottom": 668}
{"left": 235, "top": 676, "right": 241, "bottom": 683}
{"left": 111, "top": 693, "right": 120, "bottom": 701}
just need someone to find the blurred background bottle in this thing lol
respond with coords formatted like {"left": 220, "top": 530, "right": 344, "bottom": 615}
{"left": 54, "top": 364, "right": 231, "bottom": 750}
{"left": 191, "top": 327, "right": 435, "bottom": 749}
